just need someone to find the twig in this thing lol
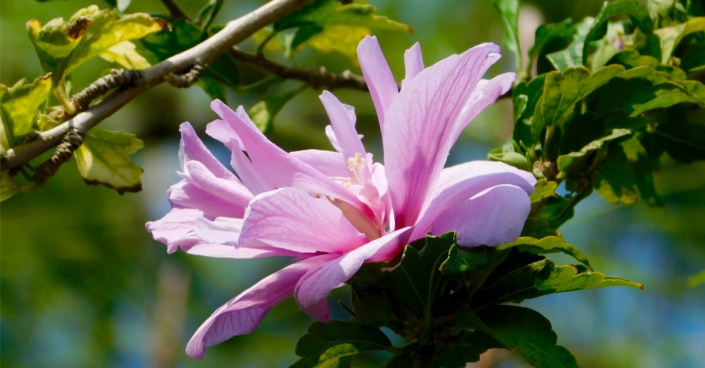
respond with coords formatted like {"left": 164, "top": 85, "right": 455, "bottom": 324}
{"left": 1, "top": 0, "right": 312, "bottom": 173}
{"left": 160, "top": 0, "right": 191, "bottom": 21}
{"left": 32, "top": 125, "right": 85, "bottom": 184}
{"left": 230, "top": 48, "right": 368, "bottom": 91}
{"left": 70, "top": 69, "right": 142, "bottom": 115}
{"left": 165, "top": 64, "right": 204, "bottom": 88}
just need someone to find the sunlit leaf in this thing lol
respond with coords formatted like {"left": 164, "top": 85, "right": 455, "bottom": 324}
{"left": 475, "top": 258, "right": 643, "bottom": 307}
{"left": 528, "top": 19, "right": 577, "bottom": 75}
{"left": 655, "top": 17, "right": 705, "bottom": 63}
{"left": 99, "top": 41, "right": 151, "bottom": 69}
{"left": 556, "top": 128, "right": 632, "bottom": 173}
{"left": 497, "top": 235, "right": 593, "bottom": 270}
{"left": 0, "top": 172, "right": 26, "bottom": 202}
{"left": 74, "top": 127, "right": 144, "bottom": 193}
{"left": 0, "top": 75, "right": 52, "bottom": 147}
{"left": 477, "top": 306, "right": 579, "bottom": 368}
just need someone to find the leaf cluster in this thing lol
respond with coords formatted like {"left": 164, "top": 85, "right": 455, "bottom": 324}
{"left": 492, "top": 0, "right": 705, "bottom": 228}
{"left": 292, "top": 231, "right": 642, "bottom": 368}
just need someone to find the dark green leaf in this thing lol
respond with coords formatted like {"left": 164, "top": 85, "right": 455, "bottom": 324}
{"left": 478, "top": 306, "right": 578, "bottom": 368}
{"left": 493, "top": 0, "right": 522, "bottom": 73}
{"left": 497, "top": 235, "right": 593, "bottom": 270}
{"left": 431, "top": 331, "right": 502, "bottom": 368}
{"left": 651, "top": 105, "right": 705, "bottom": 162}
{"left": 454, "top": 308, "right": 490, "bottom": 332}
{"left": 439, "top": 244, "right": 490, "bottom": 276}
{"left": 528, "top": 19, "right": 577, "bottom": 75}
{"left": 530, "top": 179, "right": 558, "bottom": 204}
{"left": 248, "top": 87, "right": 302, "bottom": 134}
{"left": 475, "top": 258, "right": 643, "bottom": 307}
{"left": 557, "top": 128, "right": 632, "bottom": 173}
{"left": 293, "top": 320, "right": 391, "bottom": 368}
{"left": 547, "top": 17, "right": 594, "bottom": 71}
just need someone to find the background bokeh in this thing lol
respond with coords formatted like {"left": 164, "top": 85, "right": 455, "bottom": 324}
{"left": 2, "top": 1, "right": 705, "bottom": 367}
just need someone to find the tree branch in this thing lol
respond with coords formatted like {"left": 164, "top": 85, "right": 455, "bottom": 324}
{"left": 1, "top": 0, "right": 312, "bottom": 172}
{"left": 160, "top": 0, "right": 191, "bottom": 21}
{"left": 229, "top": 48, "right": 368, "bottom": 91}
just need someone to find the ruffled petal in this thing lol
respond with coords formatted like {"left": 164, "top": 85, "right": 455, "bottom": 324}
{"left": 211, "top": 100, "right": 364, "bottom": 209}
{"left": 411, "top": 161, "right": 536, "bottom": 240}
{"left": 146, "top": 208, "right": 278, "bottom": 258}
{"left": 293, "top": 227, "right": 412, "bottom": 319}
{"left": 319, "top": 91, "right": 366, "bottom": 160}
{"left": 431, "top": 184, "right": 531, "bottom": 247}
{"left": 240, "top": 188, "right": 367, "bottom": 254}
{"left": 179, "top": 122, "right": 238, "bottom": 180}
{"left": 382, "top": 43, "right": 504, "bottom": 228}
{"left": 289, "top": 149, "right": 350, "bottom": 180}
{"left": 185, "top": 255, "right": 337, "bottom": 359}
{"left": 357, "top": 36, "right": 398, "bottom": 127}
{"left": 402, "top": 42, "right": 424, "bottom": 87}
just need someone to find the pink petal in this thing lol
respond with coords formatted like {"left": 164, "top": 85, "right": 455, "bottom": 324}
{"left": 229, "top": 146, "right": 275, "bottom": 195}
{"left": 168, "top": 180, "right": 245, "bottom": 219}
{"left": 431, "top": 184, "right": 531, "bottom": 247}
{"left": 319, "top": 91, "right": 366, "bottom": 159}
{"left": 357, "top": 36, "right": 399, "bottom": 127}
{"left": 411, "top": 161, "right": 536, "bottom": 240}
{"left": 179, "top": 122, "right": 237, "bottom": 180}
{"left": 402, "top": 42, "right": 424, "bottom": 88}
{"left": 382, "top": 43, "right": 504, "bottom": 228}
{"left": 239, "top": 188, "right": 367, "bottom": 254}
{"left": 293, "top": 227, "right": 412, "bottom": 318}
{"left": 289, "top": 149, "right": 350, "bottom": 179}
{"left": 449, "top": 72, "right": 515, "bottom": 142}
{"left": 183, "top": 160, "right": 252, "bottom": 210}
{"left": 146, "top": 208, "right": 278, "bottom": 258}
{"left": 185, "top": 255, "right": 337, "bottom": 359}
{"left": 211, "top": 100, "right": 364, "bottom": 209}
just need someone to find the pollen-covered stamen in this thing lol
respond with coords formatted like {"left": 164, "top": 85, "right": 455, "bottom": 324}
{"left": 328, "top": 196, "right": 381, "bottom": 240}
{"left": 347, "top": 152, "right": 369, "bottom": 185}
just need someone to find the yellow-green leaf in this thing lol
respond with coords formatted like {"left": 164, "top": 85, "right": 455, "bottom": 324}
{"left": 0, "top": 173, "right": 26, "bottom": 202}
{"left": 306, "top": 25, "right": 370, "bottom": 62}
{"left": 655, "top": 17, "right": 705, "bottom": 64}
{"left": 0, "top": 75, "right": 52, "bottom": 147}
{"left": 99, "top": 41, "right": 151, "bottom": 69}
{"left": 74, "top": 127, "right": 144, "bottom": 193}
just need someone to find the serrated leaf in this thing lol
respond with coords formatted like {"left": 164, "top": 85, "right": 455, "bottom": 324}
{"left": 582, "top": 0, "right": 653, "bottom": 66}
{"left": 497, "top": 236, "right": 593, "bottom": 270}
{"left": 0, "top": 75, "right": 52, "bottom": 147}
{"left": 595, "top": 136, "right": 662, "bottom": 205}
{"left": 477, "top": 306, "right": 578, "bottom": 368}
{"left": 475, "top": 258, "right": 643, "bottom": 308}
{"left": 528, "top": 19, "right": 577, "bottom": 75}
{"left": 493, "top": 0, "right": 521, "bottom": 73}
{"left": 293, "top": 320, "right": 390, "bottom": 368}
{"left": 547, "top": 17, "right": 594, "bottom": 71}
{"left": 74, "top": 127, "right": 144, "bottom": 193}
{"left": 27, "top": 6, "right": 164, "bottom": 109}
{"left": 271, "top": 0, "right": 411, "bottom": 61}
{"left": 655, "top": 17, "right": 705, "bottom": 63}
{"left": 557, "top": 128, "right": 632, "bottom": 173}
{"left": 631, "top": 79, "right": 705, "bottom": 115}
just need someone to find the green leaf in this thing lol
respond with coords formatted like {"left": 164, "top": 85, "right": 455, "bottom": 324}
{"left": 26, "top": 6, "right": 164, "bottom": 109}
{"left": 582, "top": 0, "right": 653, "bottom": 66}
{"left": 595, "top": 136, "right": 662, "bottom": 205}
{"left": 493, "top": 0, "right": 522, "bottom": 73}
{"left": 0, "top": 75, "right": 52, "bottom": 147}
{"left": 477, "top": 305, "right": 579, "bottom": 368}
{"left": 1, "top": 173, "right": 26, "bottom": 202}
{"left": 293, "top": 320, "right": 391, "bottom": 368}
{"left": 497, "top": 236, "right": 593, "bottom": 270}
{"left": 547, "top": 17, "right": 594, "bottom": 71}
{"left": 528, "top": 19, "right": 577, "bottom": 75}
{"left": 74, "top": 127, "right": 144, "bottom": 193}
{"left": 650, "top": 105, "right": 705, "bottom": 162}
{"left": 530, "top": 179, "right": 558, "bottom": 204}
{"left": 248, "top": 87, "right": 301, "bottom": 134}
{"left": 440, "top": 244, "right": 491, "bottom": 276}
{"left": 556, "top": 128, "right": 632, "bottom": 173}
{"left": 475, "top": 258, "right": 643, "bottom": 307}
{"left": 655, "top": 17, "right": 705, "bottom": 63}
{"left": 487, "top": 148, "right": 530, "bottom": 171}
{"left": 271, "top": 0, "right": 411, "bottom": 61}
{"left": 512, "top": 74, "right": 546, "bottom": 148}
{"left": 454, "top": 308, "right": 490, "bottom": 333}
{"left": 431, "top": 331, "right": 502, "bottom": 368}
{"left": 350, "top": 284, "right": 392, "bottom": 327}
{"left": 387, "top": 233, "right": 456, "bottom": 318}
{"left": 99, "top": 41, "right": 151, "bottom": 69}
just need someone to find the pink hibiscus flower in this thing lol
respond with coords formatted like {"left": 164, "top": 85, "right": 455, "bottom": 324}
{"left": 146, "top": 35, "right": 536, "bottom": 359}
